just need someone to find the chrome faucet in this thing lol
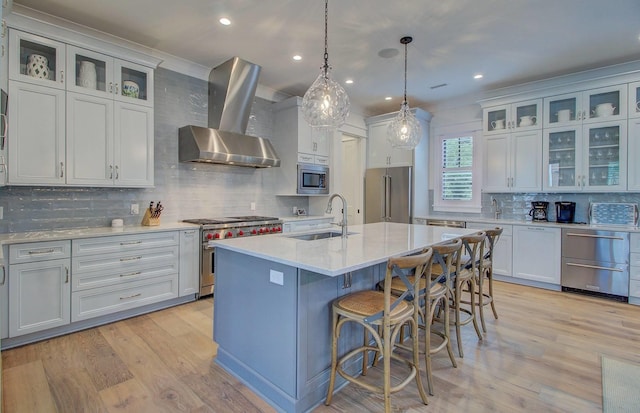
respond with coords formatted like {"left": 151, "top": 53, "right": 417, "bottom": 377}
{"left": 492, "top": 197, "right": 502, "bottom": 220}
{"left": 326, "top": 193, "right": 348, "bottom": 238}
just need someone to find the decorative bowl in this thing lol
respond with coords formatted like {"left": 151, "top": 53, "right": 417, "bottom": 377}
{"left": 122, "top": 80, "right": 140, "bottom": 98}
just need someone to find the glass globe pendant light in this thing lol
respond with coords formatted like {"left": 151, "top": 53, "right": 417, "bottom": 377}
{"left": 387, "top": 36, "right": 422, "bottom": 150}
{"left": 302, "top": 0, "right": 350, "bottom": 131}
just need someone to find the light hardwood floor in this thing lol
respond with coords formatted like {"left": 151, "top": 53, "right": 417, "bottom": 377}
{"left": 3, "top": 281, "right": 640, "bottom": 412}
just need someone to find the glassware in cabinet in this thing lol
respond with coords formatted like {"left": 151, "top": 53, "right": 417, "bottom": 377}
{"left": 585, "top": 124, "right": 623, "bottom": 187}
{"left": 545, "top": 128, "right": 578, "bottom": 189}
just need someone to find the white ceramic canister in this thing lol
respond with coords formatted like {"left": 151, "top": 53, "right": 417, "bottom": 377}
{"left": 26, "top": 54, "right": 50, "bottom": 79}
{"left": 78, "top": 61, "right": 97, "bottom": 89}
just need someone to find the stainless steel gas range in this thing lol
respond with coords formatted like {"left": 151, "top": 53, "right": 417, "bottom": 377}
{"left": 182, "top": 216, "right": 283, "bottom": 297}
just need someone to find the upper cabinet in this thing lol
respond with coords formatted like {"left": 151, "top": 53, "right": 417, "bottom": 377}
{"left": 628, "top": 81, "right": 640, "bottom": 119}
{"left": 6, "top": 28, "right": 156, "bottom": 187}
{"left": 543, "top": 84, "right": 627, "bottom": 128}
{"left": 483, "top": 99, "right": 542, "bottom": 135}
{"left": 365, "top": 108, "right": 431, "bottom": 169}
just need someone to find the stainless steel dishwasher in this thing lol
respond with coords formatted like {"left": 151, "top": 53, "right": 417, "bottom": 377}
{"left": 561, "top": 228, "right": 629, "bottom": 301}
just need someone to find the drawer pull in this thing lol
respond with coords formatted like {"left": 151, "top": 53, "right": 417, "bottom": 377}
{"left": 119, "top": 293, "right": 141, "bottom": 300}
{"left": 120, "top": 256, "right": 142, "bottom": 262}
{"left": 120, "top": 241, "right": 142, "bottom": 245}
{"left": 120, "top": 271, "right": 142, "bottom": 277}
{"left": 65, "top": 267, "right": 69, "bottom": 283}
{"left": 566, "top": 233, "right": 625, "bottom": 241}
{"left": 28, "top": 248, "right": 55, "bottom": 255}
{"left": 566, "top": 262, "right": 623, "bottom": 272}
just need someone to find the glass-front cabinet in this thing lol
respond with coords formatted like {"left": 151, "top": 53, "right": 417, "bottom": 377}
{"left": 628, "top": 81, "right": 640, "bottom": 119}
{"left": 483, "top": 99, "right": 542, "bottom": 135}
{"left": 9, "top": 29, "right": 66, "bottom": 89}
{"left": 543, "top": 84, "right": 627, "bottom": 128}
{"left": 67, "top": 46, "right": 153, "bottom": 106}
{"left": 543, "top": 120, "right": 626, "bottom": 192}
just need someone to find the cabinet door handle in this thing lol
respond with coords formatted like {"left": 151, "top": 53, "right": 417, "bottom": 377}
{"left": 1, "top": 20, "right": 6, "bottom": 38}
{"left": 109, "top": 82, "right": 113, "bottom": 93}
{"left": 120, "top": 241, "right": 142, "bottom": 245}
{"left": 28, "top": 248, "right": 55, "bottom": 255}
{"left": 120, "top": 271, "right": 141, "bottom": 277}
{"left": 120, "top": 293, "right": 141, "bottom": 300}
{"left": 60, "top": 70, "right": 64, "bottom": 84}
{"left": 65, "top": 267, "right": 69, "bottom": 283}
{"left": 0, "top": 265, "right": 5, "bottom": 286}
{"left": 60, "top": 162, "right": 64, "bottom": 178}
{"left": 566, "top": 262, "right": 623, "bottom": 272}
{"left": 115, "top": 83, "right": 119, "bottom": 94}
{"left": 115, "top": 165, "right": 119, "bottom": 179}
{"left": 565, "top": 233, "right": 625, "bottom": 241}
{"left": 109, "top": 165, "right": 113, "bottom": 179}
{"left": 120, "top": 255, "right": 142, "bottom": 262}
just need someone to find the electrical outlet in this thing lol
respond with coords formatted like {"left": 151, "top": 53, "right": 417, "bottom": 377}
{"left": 130, "top": 203, "right": 139, "bottom": 215}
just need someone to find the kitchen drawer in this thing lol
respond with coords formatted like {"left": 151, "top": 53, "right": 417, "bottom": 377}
{"left": 631, "top": 233, "right": 640, "bottom": 253}
{"left": 72, "top": 256, "right": 179, "bottom": 291}
{"left": 629, "top": 278, "right": 640, "bottom": 298}
{"left": 71, "top": 273, "right": 178, "bottom": 322}
{"left": 72, "top": 231, "right": 179, "bottom": 256}
{"left": 72, "top": 245, "right": 178, "bottom": 275}
{"left": 9, "top": 240, "right": 71, "bottom": 264}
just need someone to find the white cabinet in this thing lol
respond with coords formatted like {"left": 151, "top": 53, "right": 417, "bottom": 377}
{"left": 8, "top": 240, "right": 71, "bottom": 337}
{"left": 543, "top": 84, "right": 627, "bottom": 128}
{"left": 465, "top": 222, "right": 512, "bottom": 277}
{"left": 483, "top": 129, "right": 542, "bottom": 192}
{"left": 512, "top": 225, "right": 561, "bottom": 285}
{"left": 71, "top": 232, "right": 179, "bottom": 321}
{"left": 543, "top": 120, "right": 626, "bottom": 192}
{"left": 628, "top": 117, "right": 640, "bottom": 191}
{"left": 483, "top": 99, "right": 542, "bottom": 135}
{"left": 629, "top": 233, "right": 640, "bottom": 304}
{"left": 179, "top": 229, "right": 199, "bottom": 297}
{"left": 7, "top": 80, "right": 65, "bottom": 185}
{"left": 628, "top": 82, "right": 640, "bottom": 119}
{"left": 6, "top": 29, "right": 154, "bottom": 187}
{"left": 366, "top": 119, "right": 413, "bottom": 168}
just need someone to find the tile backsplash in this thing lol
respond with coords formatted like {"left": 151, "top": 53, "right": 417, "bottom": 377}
{"left": 0, "top": 68, "right": 306, "bottom": 233}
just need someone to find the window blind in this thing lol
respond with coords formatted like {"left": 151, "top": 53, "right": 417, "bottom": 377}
{"left": 441, "top": 136, "right": 473, "bottom": 200}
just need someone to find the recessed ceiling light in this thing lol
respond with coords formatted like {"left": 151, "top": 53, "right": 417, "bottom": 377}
{"left": 219, "top": 17, "right": 231, "bottom": 26}
{"left": 345, "top": 79, "right": 353, "bottom": 84}
{"left": 385, "top": 96, "right": 392, "bottom": 101}
{"left": 474, "top": 74, "right": 483, "bottom": 79}
{"left": 378, "top": 48, "right": 399, "bottom": 59}
{"left": 293, "top": 55, "right": 302, "bottom": 61}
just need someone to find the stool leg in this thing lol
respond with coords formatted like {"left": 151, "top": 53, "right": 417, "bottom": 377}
{"left": 478, "top": 269, "right": 487, "bottom": 332}
{"left": 383, "top": 323, "right": 392, "bottom": 413}
{"left": 469, "top": 277, "right": 483, "bottom": 340}
{"left": 488, "top": 268, "right": 499, "bottom": 319}
{"left": 454, "top": 281, "right": 464, "bottom": 358}
{"left": 325, "top": 311, "right": 339, "bottom": 406}
{"left": 443, "top": 290, "right": 457, "bottom": 367}
{"left": 362, "top": 327, "right": 369, "bottom": 375}
{"left": 410, "top": 317, "right": 429, "bottom": 404}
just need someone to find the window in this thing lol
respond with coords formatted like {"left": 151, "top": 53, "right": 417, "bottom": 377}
{"left": 433, "top": 130, "right": 482, "bottom": 213}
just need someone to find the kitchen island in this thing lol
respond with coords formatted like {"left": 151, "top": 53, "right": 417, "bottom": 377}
{"left": 212, "top": 222, "right": 474, "bottom": 413}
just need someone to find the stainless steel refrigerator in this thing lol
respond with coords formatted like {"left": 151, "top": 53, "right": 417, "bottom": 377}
{"left": 364, "top": 166, "right": 412, "bottom": 223}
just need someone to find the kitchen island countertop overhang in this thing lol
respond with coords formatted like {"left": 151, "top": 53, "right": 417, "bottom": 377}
{"left": 211, "top": 222, "right": 476, "bottom": 276}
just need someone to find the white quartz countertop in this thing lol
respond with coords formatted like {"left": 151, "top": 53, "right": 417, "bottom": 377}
{"left": 213, "top": 222, "right": 475, "bottom": 277}
{"left": 417, "top": 216, "right": 640, "bottom": 232}
{"left": 0, "top": 222, "right": 200, "bottom": 245}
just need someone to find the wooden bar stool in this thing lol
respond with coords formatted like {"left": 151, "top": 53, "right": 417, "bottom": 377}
{"left": 384, "top": 239, "right": 461, "bottom": 395}
{"left": 476, "top": 227, "right": 503, "bottom": 332}
{"left": 325, "top": 250, "right": 433, "bottom": 412}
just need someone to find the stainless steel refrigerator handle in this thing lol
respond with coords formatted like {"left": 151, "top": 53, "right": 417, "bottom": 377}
{"left": 566, "top": 262, "right": 623, "bottom": 272}
{"left": 635, "top": 204, "right": 639, "bottom": 226}
{"left": 386, "top": 175, "right": 391, "bottom": 220}
{"left": 565, "top": 233, "right": 625, "bottom": 241}
{"left": 380, "top": 174, "right": 386, "bottom": 221}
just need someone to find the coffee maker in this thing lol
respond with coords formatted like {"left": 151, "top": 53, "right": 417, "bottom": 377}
{"left": 555, "top": 201, "right": 576, "bottom": 223}
{"left": 529, "top": 201, "right": 549, "bottom": 221}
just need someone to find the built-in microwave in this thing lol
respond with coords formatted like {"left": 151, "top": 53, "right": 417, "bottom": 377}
{"left": 297, "top": 163, "right": 329, "bottom": 195}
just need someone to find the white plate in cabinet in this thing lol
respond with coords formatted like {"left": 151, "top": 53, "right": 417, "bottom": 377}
{"left": 71, "top": 273, "right": 178, "bottom": 322}
{"left": 72, "top": 232, "right": 179, "bottom": 256}
{"left": 72, "top": 246, "right": 179, "bottom": 291}
{"left": 9, "top": 240, "right": 70, "bottom": 264}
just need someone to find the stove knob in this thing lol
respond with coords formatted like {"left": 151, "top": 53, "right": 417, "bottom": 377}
{"left": 270, "top": 227, "right": 276, "bottom": 233}
{"left": 238, "top": 230, "right": 244, "bottom": 236}
{"left": 206, "top": 233, "right": 213, "bottom": 240}
{"left": 213, "top": 233, "right": 221, "bottom": 239}
{"left": 259, "top": 228, "right": 265, "bottom": 234}
{"left": 226, "top": 231, "right": 233, "bottom": 238}
{"left": 276, "top": 226, "right": 282, "bottom": 232}
{"left": 251, "top": 229, "right": 258, "bottom": 235}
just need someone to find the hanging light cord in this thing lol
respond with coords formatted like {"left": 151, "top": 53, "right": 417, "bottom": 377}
{"left": 323, "top": 0, "right": 329, "bottom": 78}
{"left": 401, "top": 36, "right": 412, "bottom": 106}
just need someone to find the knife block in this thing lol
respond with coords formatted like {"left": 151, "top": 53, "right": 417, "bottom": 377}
{"left": 141, "top": 209, "right": 160, "bottom": 226}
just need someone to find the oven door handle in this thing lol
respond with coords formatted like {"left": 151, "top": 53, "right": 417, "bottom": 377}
{"left": 203, "top": 244, "right": 215, "bottom": 251}
{"left": 566, "top": 262, "right": 624, "bottom": 272}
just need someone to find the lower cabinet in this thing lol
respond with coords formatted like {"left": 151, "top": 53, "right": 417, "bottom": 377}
{"left": 512, "top": 225, "right": 561, "bottom": 285}
{"left": 179, "top": 229, "right": 200, "bottom": 297}
{"left": 629, "top": 233, "right": 640, "bottom": 304}
{"left": 8, "top": 241, "right": 71, "bottom": 337}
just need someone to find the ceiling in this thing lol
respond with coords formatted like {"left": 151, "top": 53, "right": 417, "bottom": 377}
{"left": 13, "top": 0, "right": 640, "bottom": 116}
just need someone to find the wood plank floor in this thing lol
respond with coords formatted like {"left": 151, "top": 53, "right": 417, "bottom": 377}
{"left": 3, "top": 281, "right": 640, "bottom": 412}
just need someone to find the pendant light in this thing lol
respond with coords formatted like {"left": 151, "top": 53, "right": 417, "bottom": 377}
{"left": 301, "top": 0, "right": 350, "bottom": 131}
{"left": 387, "top": 36, "right": 422, "bottom": 150}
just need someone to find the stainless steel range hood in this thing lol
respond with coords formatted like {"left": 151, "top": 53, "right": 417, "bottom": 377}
{"left": 179, "top": 57, "right": 280, "bottom": 168}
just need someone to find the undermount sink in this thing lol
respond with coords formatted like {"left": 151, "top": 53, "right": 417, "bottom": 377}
{"left": 286, "top": 231, "right": 354, "bottom": 241}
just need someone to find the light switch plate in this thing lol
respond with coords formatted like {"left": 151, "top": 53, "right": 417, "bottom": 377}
{"left": 269, "top": 269, "right": 284, "bottom": 286}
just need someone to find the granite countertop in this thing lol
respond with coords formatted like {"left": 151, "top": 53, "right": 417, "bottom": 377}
{"left": 417, "top": 216, "right": 640, "bottom": 232}
{"left": 0, "top": 222, "right": 200, "bottom": 245}
{"left": 213, "top": 222, "right": 475, "bottom": 277}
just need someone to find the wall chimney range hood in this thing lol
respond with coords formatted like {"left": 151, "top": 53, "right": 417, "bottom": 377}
{"left": 179, "top": 57, "right": 280, "bottom": 168}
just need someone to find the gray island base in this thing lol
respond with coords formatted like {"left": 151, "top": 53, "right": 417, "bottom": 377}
{"left": 213, "top": 222, "right": 474, "bottom": 412}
